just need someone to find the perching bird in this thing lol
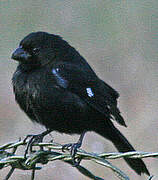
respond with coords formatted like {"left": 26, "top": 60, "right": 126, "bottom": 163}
{"left": 11, "top": 31, "right": 149, "bottom": 175}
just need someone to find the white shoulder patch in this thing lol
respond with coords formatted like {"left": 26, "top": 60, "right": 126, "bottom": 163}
{"left": 86, "top": 87, "right": 94, "bottom": 97}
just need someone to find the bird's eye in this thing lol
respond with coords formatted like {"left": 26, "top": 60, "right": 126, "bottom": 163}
{"left": 32, "top": 47, "right": 40, "bottom": 54}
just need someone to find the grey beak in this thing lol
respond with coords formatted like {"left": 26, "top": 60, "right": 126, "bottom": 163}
{"left": 11, "top": 47, "right": 31, "bottom": 62}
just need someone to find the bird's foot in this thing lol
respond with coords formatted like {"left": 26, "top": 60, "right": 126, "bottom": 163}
{"left": 62, "top": 132, "right": 86, "bottom": 166}
{"left": 23, "top": 134, "right": 44, "bottom": 158}
{"left": 23, "top": 130, "right": 51, "bottom": 158}
{"left": 62, "top": 142, "right": 82, "bottom": 166}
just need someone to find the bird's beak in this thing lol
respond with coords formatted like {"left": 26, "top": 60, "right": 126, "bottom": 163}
{"left": 11, "top": 47, "right": 31, "bottom": 62}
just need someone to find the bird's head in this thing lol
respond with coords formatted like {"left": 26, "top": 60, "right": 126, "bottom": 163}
{"left": 11, "top": 31, "right": 70, "bottom": 68}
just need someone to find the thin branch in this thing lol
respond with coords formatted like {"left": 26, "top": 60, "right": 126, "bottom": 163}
{"left": 0, "top": 139, "right": 153, "bottom": 180}
{"left": 3, "top": 167, "right": 15, "bottom": 180}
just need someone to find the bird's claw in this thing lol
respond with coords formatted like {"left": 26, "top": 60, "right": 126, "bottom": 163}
{"left": 23, "top": 134, "right": 44, "bottom": 158}
{"left": 62, "top": 142, "right": 82, "bottom": 166}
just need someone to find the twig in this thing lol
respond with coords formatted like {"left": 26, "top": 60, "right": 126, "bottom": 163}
{"left": 4, "top": 167, "right": 15, "bottom": 180}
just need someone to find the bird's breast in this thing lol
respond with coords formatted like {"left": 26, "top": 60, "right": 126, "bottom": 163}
{"left": 12, "top": 68, "right": 92, "bottom": 133}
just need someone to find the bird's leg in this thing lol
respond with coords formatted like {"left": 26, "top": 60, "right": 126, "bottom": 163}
{"left": 62, "top": 131, "right": 86, "bottom": 166}
{"left": 23, "top": 129, "right": 52, "bottom": 158}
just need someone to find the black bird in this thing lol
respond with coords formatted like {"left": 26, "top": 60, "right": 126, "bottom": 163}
{"left": 11, "top": 31, "right": 149, "bottom": 175}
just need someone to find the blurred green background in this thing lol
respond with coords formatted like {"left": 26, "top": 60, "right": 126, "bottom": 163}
{"left": 0, "top": 0, "right": 158, "bottom": 179}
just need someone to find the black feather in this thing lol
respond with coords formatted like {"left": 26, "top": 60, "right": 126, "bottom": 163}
{"left": 11, "top": 32, "right": 149, "bottom": 176}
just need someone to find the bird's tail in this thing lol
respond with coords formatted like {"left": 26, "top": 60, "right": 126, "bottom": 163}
{"left": 95, "top": 120, "right": 150, "bottom": 176}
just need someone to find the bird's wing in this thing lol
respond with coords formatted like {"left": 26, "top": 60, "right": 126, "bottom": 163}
{"left": 52, "top": 64, "right": 126, "bottom": 126}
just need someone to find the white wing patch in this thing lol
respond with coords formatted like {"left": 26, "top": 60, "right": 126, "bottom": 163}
{"left": 86, "top": 87, "right": 94, "bottom": 97}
